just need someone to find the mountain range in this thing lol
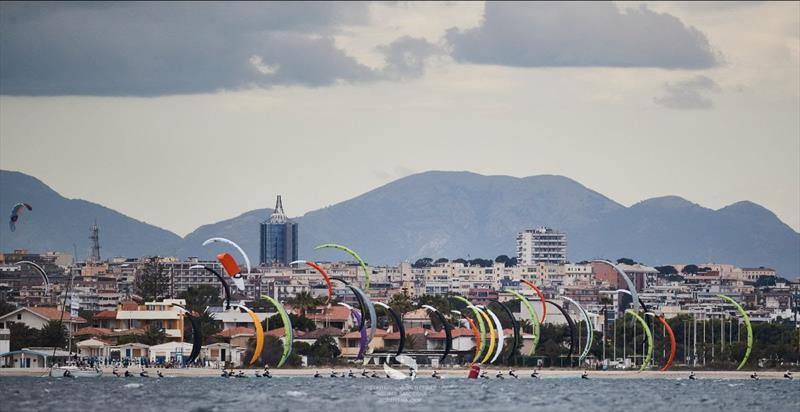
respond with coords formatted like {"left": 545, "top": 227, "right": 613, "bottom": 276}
{"left": 1, "top": 169, "right": 798, "bottom": 277}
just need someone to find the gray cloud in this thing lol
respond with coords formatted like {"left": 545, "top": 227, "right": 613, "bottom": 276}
{"left": 445, "top": 2, "right": 720, "bottom": 69}
{"left": 378, "top": 36, "right": 442, "bottom": 80}
{"left": 0, "top": 2, "right": 377, "bottom": 96}
{"left": 654, "top": 75, "right": 720, "bottom": 110}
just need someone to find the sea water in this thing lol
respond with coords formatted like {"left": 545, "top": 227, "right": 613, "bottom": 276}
{"left": 1, "top": 376, "right": 798, "bottom": 412}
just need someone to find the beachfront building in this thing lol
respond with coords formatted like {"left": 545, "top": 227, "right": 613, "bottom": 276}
{"left": 113, "top": 299, "right": 187, "bottom": 341}
{"left": 148, "top": 341, "right": 195, "bottom": 365}
{"left": 0, "top": 306, "right": 87, "bottom": 334}
{"left": 0, "top": 347, "right": 72, "bottom": 368}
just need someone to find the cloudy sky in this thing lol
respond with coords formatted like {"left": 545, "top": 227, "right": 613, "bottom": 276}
{"left": 1, "top": 1, "right": 798, "bottom": 235}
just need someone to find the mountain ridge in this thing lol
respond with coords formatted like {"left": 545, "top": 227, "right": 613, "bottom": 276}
{"left": 1, "top": 169, "right": 797, "bottom": 277}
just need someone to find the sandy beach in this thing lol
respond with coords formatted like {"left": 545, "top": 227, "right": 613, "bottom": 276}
{"left": 1, "top": 367, "right": 794, "bottom": 379}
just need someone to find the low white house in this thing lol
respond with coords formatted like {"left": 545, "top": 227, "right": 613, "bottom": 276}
{"left": 204, "top": 342, "right": 245, "bottom": 367}
{"left": 148, "top": 341, "right": 195, "bottom": 364}
{"left": 108, "top": 342, "right": 150, "bottom": 362}
{"left": 77, "top": 337, "right": 112, "bottom": 358}
{"left": 0, "top": 347, "right": 72, "bottom": 368}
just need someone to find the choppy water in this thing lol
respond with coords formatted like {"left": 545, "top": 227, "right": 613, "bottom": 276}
{"left": 1, "top": 376, "right": 798, "bottom": 412}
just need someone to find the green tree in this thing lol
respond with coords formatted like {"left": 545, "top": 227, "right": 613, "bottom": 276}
{"left": 412, "top": 258, "right": 433, "bottom": 268}
{"left": 197, "top": 309, "right": 222, "bottom": 343}
{"left": 434, "top": 258, "right": 449, "bottom": 264}
{"left": 682, "top": 264, "right": 700, "bottom": 274}
{"left": 38, "top": 320, "right": 68, "bottom": 349}
{"left": 134, "top": 257, "right": 169, "bottom": 301}
{"left": 387, "top": 291, "right": 416, "bottom": 315}
{"left": 138, "top": 324, "right": 168, "bottom": 346}
{"left": 9, "top": 322, "right": 39, "bottom": 351}
{"left": 264, "top": 313, "right": 315, "bottom": 332}
{"left": 616, "top": 258, "right": 636, "bottom": 265}
{"left": 495, "top": 255, "right": 510, "bottom": 264}
{"left": 655, "top": 265, "right": 678, "bottom": 275}
{"left": 286, "top": 291, "right": 322, "bottom": 318}
{"left": 308, "top": 335, "right": 341, "bottom": 366}
{"left": 0, "top": 298, "right": 17, "bottom": 317}
{"left": 178, "top": 285, "right": 223, "bottom": 312}
{"left": 417, "top": 294, "right": 450, "bottom": 313}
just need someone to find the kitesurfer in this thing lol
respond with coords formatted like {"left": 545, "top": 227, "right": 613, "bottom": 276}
{"left": 508, "top": 369, "right": 518, "bottom": 379}
{"left": 362, "top": 369, "right": 369, "bottom": 378}
{"left": 330, "top": 370, "right": 338, "bottom": 378}
{"left": 157, "top": 370, "right": 164, "bottom": 378}
{"left": 348, "top": 369, "right": 355, "bottom": 378}
{"left": 409, "top": 368, "right": 417, "bottom": 380}
{"left": 689, "top": 371, "right": 697, "bottom": 380}
{"left": 531, "top": 369, "right": 540, "bottom": 379}
{"left": 124, "top": 370, "right": 133, "bottom": 378}
{"left": 581, "top": 370, "right": 589, "bottom": 380}
{"left": 432, "top": 370, "right": 441, "bottom": 379}
{"left": 237, "top": 370, "right": 246, "bottom": 378}
{"left": 263, "top": 365, "right": 271, "bottom": 378}
{"left": 495, "top": 370, "right": 505, "bottom": 379}
{"left": 371, "top": 371, "right": 379, "bottom": 378}
{"left": 140, "top": 369, "right": 149, "bottom": 378}
{"left": 314, "top": 371, "right": 322, "bottom": 378}
{"left": 113, "top": 368, "right": 120, "bottom": 377}
{"left": 255, "top": 371, "right": 262, "bottom": 378}
{"left": 63, "top": 369, "right": 72, "bottom": 378}
{"left": 750, "top": 372, "right": 759, "bottom": 380}
{"left": 480, "top": 370, "right": 489, "bottom": 379}
{"left": 784, "top": 371, "right": 793, "bottom": 380}
{"left": 221, "top": 370, "right": 228, "bottom": 378}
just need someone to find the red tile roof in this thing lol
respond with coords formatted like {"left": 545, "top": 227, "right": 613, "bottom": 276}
{"left": 306, "top": 306, "right": 352, "bottom": 322}
{"left": 299, "top": 327, "right": 344, "bottom": 339}
{"left": 429, "top": 327, "right": 474, "bottom": 339}
{"left": 384, "top": 327, "right": 427, "bottom": 340}
{"left": 27, "top": 307, "right": 86, "bottom": 323}
{"left": 73, "top": 327, "right": 113, "bottom": 337}
{"left": 94, "top": 310, "right": 117, "bottom": 319}
{"left": 215, "top": 327, "right": 255, "bottom": 338}
{"left": 342, "top": 329, "right": 387, "bottom": 339}
{"left": 265, "top": 327, "right": 305, "bottom": 338}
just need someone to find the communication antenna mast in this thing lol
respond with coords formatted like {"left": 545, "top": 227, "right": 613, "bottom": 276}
{"left": 89, "top": 221, "right": 101, "bottom": 262}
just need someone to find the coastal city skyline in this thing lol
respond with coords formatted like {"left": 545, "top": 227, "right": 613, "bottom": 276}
{"left": 0, "top": 2, "right": 797, "bottom": 408}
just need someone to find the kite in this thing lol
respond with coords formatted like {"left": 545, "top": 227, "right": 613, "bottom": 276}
{"left": 9, "top": 202, "right": 32, "bottom": 232}
{"left": 375, "top": 302, "right": 405, "bottom": 357}
{"left": 189, "top": 265, "right": 231, "bottom": 309}
{"left": 422, "top": 305, "right": 452, "bottom": 363}
{"left": 625, "top": 309, "right": 652, "bottom": 372}
{"left": 290, "top": 260, "right": 333, "bottom": 305}
{"left": 260, "top": 295, "right": 293, "bottom": 367}
{"left": 718, "top": 294, "right": 753, "bottom": 370}
{"left": 314, "top": 244, "right": 370, "bottom": 292}
{"left": 506, "top": 289, "right": 540, "bottom": 357}
{"left": 562, "top": 297, "right": 593, "bottom": 365}
{"left": 520, "top": 279, "right": 547, "bottom": 324}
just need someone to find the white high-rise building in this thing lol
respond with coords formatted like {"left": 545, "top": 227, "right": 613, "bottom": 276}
{"left": 516, "top": 227, "right": 567, "bottom": 265}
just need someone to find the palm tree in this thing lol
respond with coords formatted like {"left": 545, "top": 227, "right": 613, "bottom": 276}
{"left": 287, "top": 291, "right": 321, "bottom": 318}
